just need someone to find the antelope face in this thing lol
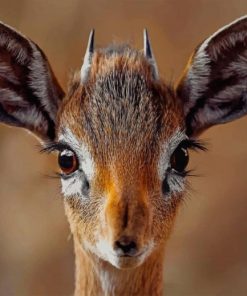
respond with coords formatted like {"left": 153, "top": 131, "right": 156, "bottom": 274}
{"left": 0, "top": 17, "right": 246, "bottom": 269}
{"left": 56, "top": 47, "right": 200, "bottom": 269}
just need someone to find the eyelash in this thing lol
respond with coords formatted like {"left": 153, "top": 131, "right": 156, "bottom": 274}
{"left": 171, "top": 139, "right": 207, "bottom": 178}
{"left": 41, "top": 139, "right": 207, "bottom": 178}
{"left": 168, "top": 168, "right": 190, "bottom": 177}
{"left": 41, "top": 142, "right": 74, "bottom": 154}
{"left": 41, "top": 139, "right": 206, "bottom": 152}
{"left": 40, "top": 142, "right": 80, "bottom": 179}
{"left": 179, "top": 139, "right": 207, "bottom": 152}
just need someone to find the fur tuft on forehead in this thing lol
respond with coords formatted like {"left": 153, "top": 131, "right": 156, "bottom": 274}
{"left": 88, "top": 44, "right": 155, "bottom": 83}
{"left": 59, "top": 45, "right": 183, "bottom": 164}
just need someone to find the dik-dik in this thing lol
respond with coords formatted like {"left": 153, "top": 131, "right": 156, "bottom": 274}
{"left": 0, "top": 16, "right": 246, "bottom": 295}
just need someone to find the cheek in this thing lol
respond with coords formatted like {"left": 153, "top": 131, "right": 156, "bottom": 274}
{"left": 63, "top": 190, "right": 105, "bottom": 244}
{"left": 150, "top": 187, "right": 183, "bottom": 243}
{"left": 64, "top": 202, "right": 80, "bottom": 236}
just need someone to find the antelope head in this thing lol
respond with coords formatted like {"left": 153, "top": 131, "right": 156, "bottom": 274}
{"left": 0, "top": 16, "right": 246, "bottom": 270}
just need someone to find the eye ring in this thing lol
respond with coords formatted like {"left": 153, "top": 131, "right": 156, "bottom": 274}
{"left": 58, "top": 149, "right": 78, "bottom": 175}
{"left": 170, "top": 142, "right": 189, "bottom": 173}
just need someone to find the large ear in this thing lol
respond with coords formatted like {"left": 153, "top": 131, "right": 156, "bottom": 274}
{"left": 0, "top": 22, "right": 64, "bottom": 141}
{"left": 176, "top": 16, "right": 247, "bottom": 137}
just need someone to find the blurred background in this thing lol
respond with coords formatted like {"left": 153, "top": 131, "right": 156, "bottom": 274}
{"left": 0, "top": 0, "right": 247, "bottom": 295}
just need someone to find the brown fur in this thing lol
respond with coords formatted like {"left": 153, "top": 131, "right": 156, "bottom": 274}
{"left": 73, "top": 237, "right": 165, "bottom": 296}
{"left": 57, "top": 46, "right": 184, "bottom": 295}
{"left": 0, "top": 17, "right": 246, "bottom": 296}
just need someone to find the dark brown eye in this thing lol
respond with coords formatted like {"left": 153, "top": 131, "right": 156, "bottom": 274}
{"left": 170, "top": 144, "right": 189, "bottom": 173}
{"left": 58, "top": 149, "right": 78, "bottom": 175}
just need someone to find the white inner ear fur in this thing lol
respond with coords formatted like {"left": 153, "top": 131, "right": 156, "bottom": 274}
{"left": 158, "top": 129, "right": 188, "bottom": 197}
{"left": 58, "top": 128, "right": 95, "bottom": 198}
{"left": 185, "top": 15, "right": 247, "bottom": 114}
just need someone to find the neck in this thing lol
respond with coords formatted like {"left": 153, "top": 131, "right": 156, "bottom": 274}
{"left": 73, "top": 238, "right": 165, "bottom": 296}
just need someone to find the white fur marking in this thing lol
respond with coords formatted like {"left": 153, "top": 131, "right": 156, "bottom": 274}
{"left": 58, "top": 128, "right": 95, "bottom": 198}
{"left": 158, "top": 129, "right": 187, "bottom": 180}
{"left": 158, "top": 129, "right": 188, "bottom": 198}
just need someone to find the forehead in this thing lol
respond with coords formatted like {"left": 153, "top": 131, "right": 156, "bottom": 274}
{"left": 58, "top": 46, "right": 184, "bottom": 164}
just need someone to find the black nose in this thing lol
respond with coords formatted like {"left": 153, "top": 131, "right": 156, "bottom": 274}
{"left": 114, "top": 236, "right": 137, "bottom": 256}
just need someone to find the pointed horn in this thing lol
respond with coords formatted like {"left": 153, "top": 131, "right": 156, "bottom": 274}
{"left": 143, "top": 29, "right": 159, "bottom": 79}
{"left": 80, "top": 29, "right": 95, "bottom": 83}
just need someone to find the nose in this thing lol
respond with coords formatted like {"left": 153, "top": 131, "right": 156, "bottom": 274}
{"left": 114, "top": 236, "right": 138, "bottom": 256}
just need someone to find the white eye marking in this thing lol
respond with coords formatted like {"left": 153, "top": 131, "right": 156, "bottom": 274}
{"left": 58, "top": 128, "right": 95, "bottom": 180}
{"left": 80, "top": 144, "right": 94, "bottom": 180}
{"left": 165, "top": 173, "right": 186, "bottom": 198}
{"left": 58, "top": 127, "right": 95, "bottom": 198}
{"left": 158, "top": 129, "right": 187, "bottom": 180}
{"left": 158, "top": 129, "right": 188, "bottom": 197}
{"left": 61, "top": 175, "right": 83, "bottom": 198}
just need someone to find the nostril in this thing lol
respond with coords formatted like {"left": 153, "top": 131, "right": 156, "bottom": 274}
{"left": 114, "top": 237, "right": 137, "bottom": 256}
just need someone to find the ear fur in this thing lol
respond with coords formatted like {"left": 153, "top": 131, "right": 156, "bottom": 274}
{"left": 177, "top": 16, "right": 247, "bottom": 137}
{"left": 0, "top": 22, "right": 64, "bottom": 141}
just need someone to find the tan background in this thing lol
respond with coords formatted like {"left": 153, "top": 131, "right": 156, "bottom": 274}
{"left": 0, "top": 1, "right": 247, "bottom": 295}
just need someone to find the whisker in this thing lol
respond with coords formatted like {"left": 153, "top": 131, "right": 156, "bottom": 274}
{"left": 42, "top": 172, "right": 61, "bottom": 180}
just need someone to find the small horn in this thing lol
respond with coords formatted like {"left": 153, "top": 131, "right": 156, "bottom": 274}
{"left": 143, "top": 29, "right": 159, "bottom": 79}
{"left": 80, "top": 29, "right": 95, "bottom": 83}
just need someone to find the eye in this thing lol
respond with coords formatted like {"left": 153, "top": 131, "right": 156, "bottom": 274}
{"left": 170, "top": 142, "right": 189, "bottom": 173}
{"left": 58, "top": 149, "right": 78, "bottom": 175}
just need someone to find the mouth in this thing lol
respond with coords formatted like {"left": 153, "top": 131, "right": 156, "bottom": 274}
{"left": 92, "top": 238, "right": 155, "bottom": 269}
{"left": 109, "top": 250, "right": 148, "bottom": 269}
{"left": 117, "top": 251, "right": 144, "bottom": 258}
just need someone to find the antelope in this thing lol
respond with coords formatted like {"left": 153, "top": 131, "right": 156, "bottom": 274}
{"left": 0, "top": 15, "right": 246, "bottom": 296}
